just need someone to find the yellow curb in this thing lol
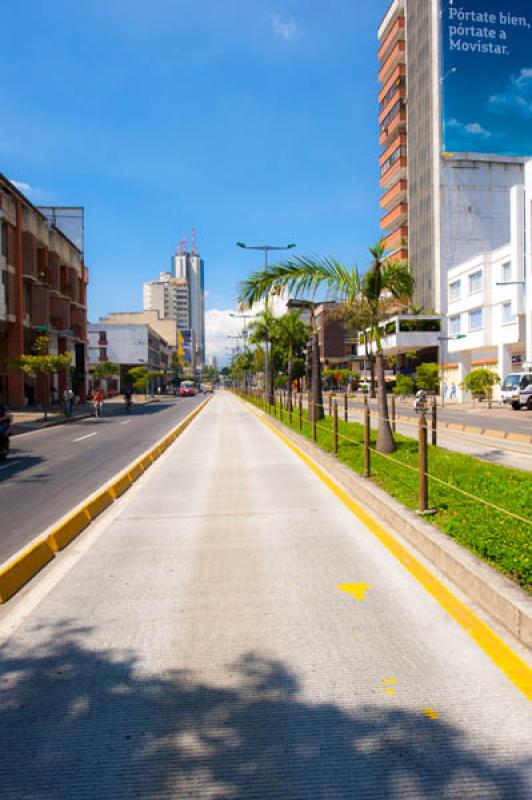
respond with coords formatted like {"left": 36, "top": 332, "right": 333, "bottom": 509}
{"left": 446, "top": 423, "right": 465, "bottom": 431}
{"left": 507, "top": 432, "right": 530, "bottom": 444}
{"left": 483, "top": 429, "right": 506, "bottom": 439}
{"left": 0, "top": 540, "right": 55, "bottom": 603}
{"left": 238, "top": 396, "right": 532, "bottom": 702}
{"left": 0, "top": 397, "right": 211, "bottom": 604}
{"left": 464, "top": 426, "right": 481, "bottom": 434}
{"left": 47, "top": 509, "right": 91, "bottom": 552}
{"left": 109, "top": 474, "right": 132, "bottom": 500}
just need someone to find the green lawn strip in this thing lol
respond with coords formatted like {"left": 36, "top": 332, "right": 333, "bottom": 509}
{"left": 243, "top": 393, "right": 532, "bottom": 592}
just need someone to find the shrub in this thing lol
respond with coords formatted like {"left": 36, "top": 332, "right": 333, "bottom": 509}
{"left": 393, "top": 374, "right": 415, "bottom": 395}
{"left": 461, "top": 368, "right": 500, "bottom": 400}
{"left": 415, "top": 362, "right": 440, "bottom": 393}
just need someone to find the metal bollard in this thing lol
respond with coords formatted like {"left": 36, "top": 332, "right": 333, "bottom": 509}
{"left": 312, "top": 402, "right": 317, "bottom": 442}
{"left": 333, "top": 401, "right": 338, "bottom": 455}
{"left": 298, "top": 392, "right": 303, "bottom": 432}
{"left": 363, "top": 404, "right": 371, "bottom": 477}
{"left": 391, "top": 394, "right": 396, "bottom": 434}
{"left": 344, "top": 392, "right": 348, "bottom": 423}
{"left": 328, "top": 394, "right": 333, "bottom": 417}
{"left": 431, "top": 396, "right": 437, "bottom": 446}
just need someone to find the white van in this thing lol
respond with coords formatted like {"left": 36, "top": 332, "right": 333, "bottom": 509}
{"left": 501, "top": 365, "right": 532, "bottom": 410}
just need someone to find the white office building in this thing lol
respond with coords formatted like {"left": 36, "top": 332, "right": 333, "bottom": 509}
{"left": 143, "top": 272, "right": 190, "bottom": 330}
{"left": 445, "top": 161, "right": 532, "bottom": 401}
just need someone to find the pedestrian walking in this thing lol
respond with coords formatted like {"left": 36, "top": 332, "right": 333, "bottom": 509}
{"left": 442, "top": 382, "right": 448, "bottom": 403}
{"left": 63, "top": 387, "right": 74, "bottom": 417}
{"left": 450, "top": 382, "right": 457, "bottom": 401}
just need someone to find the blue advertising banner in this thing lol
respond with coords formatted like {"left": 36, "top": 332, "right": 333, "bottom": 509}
{"left": 441, "top": 1, "right": 532, "bottom": 157}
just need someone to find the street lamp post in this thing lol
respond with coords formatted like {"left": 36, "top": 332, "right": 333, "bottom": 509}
{"left": 236, "top": 241, "right": 296, "bottom": 405}
{"left": 287, "top": 299, "right": 324, "bottom": 421}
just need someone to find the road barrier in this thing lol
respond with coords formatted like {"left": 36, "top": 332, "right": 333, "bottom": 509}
{"left": 0, "top": 397, "right": 211, "bottom": 603}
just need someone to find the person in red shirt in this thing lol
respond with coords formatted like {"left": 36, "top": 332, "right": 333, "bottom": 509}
{"left": 93, "top": 389, "right": 104, "bottom": 418}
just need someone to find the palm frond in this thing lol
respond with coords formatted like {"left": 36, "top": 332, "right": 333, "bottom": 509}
{"left": 237, "top": 256, "right": 359, "bottom": 308}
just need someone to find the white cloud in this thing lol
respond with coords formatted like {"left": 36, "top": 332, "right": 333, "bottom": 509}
{"left": 271, "top": 13, "right": 299, "bottom": 40}
{"left": 488, "top": 68, "right": 532, "bottom": 118}
{"left": 10, "top": 179, "right": 31, "bottom": 192}
{"left": 447, "top": 119, "right": 491, "bottom": 138}
{"left": 205, "top": 296, "right": 288, "bottom": 364}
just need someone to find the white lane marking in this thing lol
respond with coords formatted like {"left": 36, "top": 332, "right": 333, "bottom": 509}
{"left": 120, "top": 420, "right": 131, "bottom": 425}
{"left": 0, "top": 460, "right": 21, "bottom": 472}
{"left": 72, "top": 432, "right": 98, "bottom": 443}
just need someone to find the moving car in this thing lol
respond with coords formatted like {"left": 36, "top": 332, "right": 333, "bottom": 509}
{"left": 179, "top": 380, "right": 197, "bottom": 397}
{"left": 501, "top": 367, "right": 532, "bottom": 410}
{"left": 202, "top": 382, "right": 214, "bottom": 393}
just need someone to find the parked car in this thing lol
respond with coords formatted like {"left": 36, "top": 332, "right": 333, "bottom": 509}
{"left": 501, "top": 369, "right": 532, "bottom": 410}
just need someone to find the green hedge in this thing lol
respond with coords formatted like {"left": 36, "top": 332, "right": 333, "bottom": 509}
{"left": 240, "top": 392, "right": 532, "bottom": 592}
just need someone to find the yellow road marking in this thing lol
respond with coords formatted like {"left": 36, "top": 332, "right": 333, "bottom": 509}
{"left": 423, "top": 707, "right": 439, "bottom": 720}
{"left": 379, "top": 678, "right": 397, "bottom": 696}
{"left": 338, "top": 583, "right": 371, "bottom": 601}
{"left": 244, "top": 402, "right": 532, "bottom": 701}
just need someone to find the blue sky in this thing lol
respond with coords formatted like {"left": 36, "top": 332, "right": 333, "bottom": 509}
{"left": 1, "top": 0, "right": 390, "bottom": 360}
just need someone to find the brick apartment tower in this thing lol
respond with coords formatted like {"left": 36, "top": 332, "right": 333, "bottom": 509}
{"left": 0, "top": 175, "right": 89, "bottom": 408}
{"left": 378, "top": 0, "right": 408, "bottom": 265}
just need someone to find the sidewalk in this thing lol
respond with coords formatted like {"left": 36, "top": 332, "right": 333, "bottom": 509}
{"left": 0, "top": 392, "right": 529, "bottom": 798}
{"left": 10, "top": 397, "right": 159, "bottom": 435}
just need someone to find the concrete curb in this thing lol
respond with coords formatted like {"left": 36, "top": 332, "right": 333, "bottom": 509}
{"left": 0, "top": 397, "right": 211, "bottom": 603}
{"left": 250, "top": 402, "right": 532, "bottom": 649}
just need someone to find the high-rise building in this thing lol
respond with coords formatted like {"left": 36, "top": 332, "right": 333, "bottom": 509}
{"left": 170, "top": 235, "right": 205, "bottom": 369}
{"left": 143, "top": 272, "right": 190, "bottom": 330}
{"left": 378, "top": 1, "right": 530, "bottom": 317}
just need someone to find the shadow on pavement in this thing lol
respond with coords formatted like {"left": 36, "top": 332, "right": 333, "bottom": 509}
{"left": 0, "top": 454, "right": 46, "bottom": 483}
{"left": 0, "top": 625, "right": 528, "bottom": 799}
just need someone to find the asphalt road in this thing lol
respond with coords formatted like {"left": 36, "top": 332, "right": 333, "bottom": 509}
{"left": 344, "top": 395, "right": 532, "bottom": 436}
{"left": 0, "top": 392, "right": 529, "bottom": 798}
{"left": 0, "top": 395, "right": 204, "bottom": 565}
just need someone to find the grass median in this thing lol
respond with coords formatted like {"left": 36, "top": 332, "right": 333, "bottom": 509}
{"left": 239, "top": 392, "right": 532, "bottom": 593}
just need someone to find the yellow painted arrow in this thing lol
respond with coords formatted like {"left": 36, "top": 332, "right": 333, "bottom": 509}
{"left": 338, "top": 583, "right": 371, "bottom": 601}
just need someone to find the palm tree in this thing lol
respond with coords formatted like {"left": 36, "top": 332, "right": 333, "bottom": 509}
{"left": 247, "top": 308, "right": 278, "bottom": 405}
{"left": 238, "top": 240, "right": 414, "bottom": 453}
{"left": 274, "top": 312, "right": 308, "bottom": 411}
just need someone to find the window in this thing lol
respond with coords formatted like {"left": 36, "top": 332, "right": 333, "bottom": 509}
{"left": 502, "top": 302, "right": 513, "bottom": 324}
{"left": 449, "top": 315, "right": 461, "bottom": 335}
{"left": 501, "top": 262, "right": 511, "bottom": 283}
{"left": 1, "top": 222, "right": 7, "bottom": 258}
{"left": 449, "top": 280, "right": 461, "bottom": 301}
{"left": 468, "top": 271, "right": 482, "bottom": 294}
{"left": 468, "top": 308, "right": 483, "bottom": 331}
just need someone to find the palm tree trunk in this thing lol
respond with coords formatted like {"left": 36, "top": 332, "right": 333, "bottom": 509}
{"left": 287, "top": 344, "right": 293, "bottom": 412}
{"left": 369, "top": 355, "right": 376, "bottom": 399}
{"left": 312, "top": 328, "right": 324, "bottom": 421}
{"left": 375, "top": 351, "right": 395, "bottom": 453}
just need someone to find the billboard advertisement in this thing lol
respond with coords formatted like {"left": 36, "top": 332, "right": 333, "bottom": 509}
{"left": 441, "top": 1, "right": 532, "bottom": 157}
{"left": 180, "top": 329, "right": 193, "bottom": 364}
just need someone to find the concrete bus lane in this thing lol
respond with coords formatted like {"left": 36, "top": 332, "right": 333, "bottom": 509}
{"left": 0, "top": 395, "right": 204, "bottom": 565}
{"left": 0, "top": 391, "right": 529, "bottom": 798}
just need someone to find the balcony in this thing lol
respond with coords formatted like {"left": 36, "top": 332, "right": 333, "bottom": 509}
{"left": 383, "top": 225, "right": 408, "bottom": 252}
{"left": 378, "top": 40, "right": 406, "bottom": 86}
{"left": 378, "top": 17, "right": 405, "bottom": 65}
{"left": 361, "top": 315, "right": 441, "bottom": 356}
{"left": 381, "top": 202, "right": 408, "bottom": 231}
{"left": 379, "top": 107, "right": 406, "bottom": 149}
{"left": 378, "top": 65, "right": 406, "bottom": 109}
{"left": 380, "top": 180, "right": 407, "bottom": 210}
